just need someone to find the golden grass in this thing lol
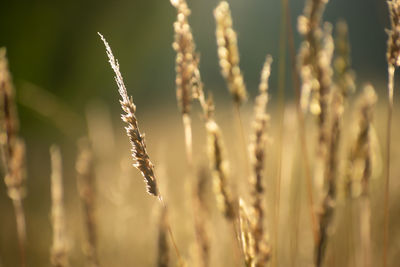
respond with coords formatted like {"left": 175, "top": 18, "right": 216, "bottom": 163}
{"left": 1, "top": 1, "right": 400, "bottom": 267}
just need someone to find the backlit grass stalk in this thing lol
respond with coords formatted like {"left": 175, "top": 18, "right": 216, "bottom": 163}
{"left": 283, "top": 0, "right": 319, "bottom": 245}
{"left": 0, "top": 48, "right": 27, "bottom": 267}
{"left": 99, "top": 33, "right": 158, "bottom": 197}
{"left": 205, "top": 97, "right": 236, "bottom": 221}
{"left": 248, "top": 55, "right": 273, "bottom": 267}
{"left": 99, "top": 33, "right": 183, "bottom": 262}
{"left": 384, "top": 1, "right": 400, "bottom": 266}
{"left": 214, "top": 1, "right": 247, "bottom": 105}
{"left": 76, "top": 141, "right": 99, "bottom": 267}
{"left": 214, "top": 1, "right": 249, "bottom": 178}
{"left": 298, "top": 4, "right": 333, "bottom": 208}
{"left": 171, "top": 0, "right": 198, "bottom": 167}
{"left": 50, "top": 145, "right": 69, "bottom": 267}
{"left": 334, "top": 19, "right": 356, "bottom": 267}
{"left": 315, "top": 87, "right": 342, "bottom": 267}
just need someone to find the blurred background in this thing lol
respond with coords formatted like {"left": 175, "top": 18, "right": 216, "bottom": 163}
{"left": 0, "top": 0, "right": 398, "bottom": 266}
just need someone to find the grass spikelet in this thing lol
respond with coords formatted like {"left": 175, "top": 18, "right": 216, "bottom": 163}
{"left": 384, "top": 2, "right": 400, "bottom": 265}
{"left": 50, "top": 145, "right": 69, "bottom": 267}
{"left": 238, "top": 199, "right": 255, "bottom": 267}
{"left": 315, "top": 49, "right": 346, "bottom": 266}
{"left": 98, "top": 33, "right": 159, "bottom": 197}
{"left": 248, "top": 55, "right": 272, "bottom": 267}
{"left": 214, "top": 1, "right": 247, "bottom": 105}
{"left": 171, "top": 0, "right": 195, "bottom": 116}
{"left": 334, "top": 20, "right": 355, "bottom": 98}
{"left": 298, "top": 0, "right": 332, "bottom": 155}
{"left": 171, "top": 0, "right": 199, "bottom": 165}
{"left": 76, "top": 140, "right": 99, "bottom": 267}
{"left": 298, "top": 0, "right": 329, "bottom": 112}
{"left": 205, "top": 97, "right": 236, "bottom": 220}
{"left": 345, "top": 86, "right": 377, "bottom": 197}
{"left": 0, "top": 48, "right": 27, "bottom": 267}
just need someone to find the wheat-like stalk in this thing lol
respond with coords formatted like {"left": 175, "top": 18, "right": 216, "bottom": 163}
{"left": 205, "top": 109, "right": 236, "bottom": 220}
{"left": 50, "top": 145, "right": 69, "bottom": 267}
{"left": 248, "top": 55, "right": 272, "bottom": 267}
{"left": 76, "top": 141, "right": 99, "bottom": 267}
{"left": 170, "top": 0, "right": 199, "bottom": 166}
{"left": 214, "top": 1, "right": 247, "bottom": 105}
{"left": 99, "top": 33, "right": 186, "bottom": 264}
{"left": 99, "top": 33, "right": 159, "bottom": 197}
{"left": 315, "top": 86, "right": 342, "bottom": 267}
{"left": 298, "top": 0, "right": 332, "bottom": 155}
{"left": 0, "top": 48, "right": 27, "bottom": 267}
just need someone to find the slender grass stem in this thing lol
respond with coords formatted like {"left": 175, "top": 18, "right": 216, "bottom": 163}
{"left": 285, "top": 0, "right": 318, "bottom": 245}
{"left": 383, "top": 64, "right": 394, "bottom": 267}
{"left": 159, "top": 196, "right": 184, "bottom": 265}
{"left": 234, "top": 102, "right": 250, "bottom": 180}
{"left": 273, "top": 1, "right": 288, "bottom": 266}
{"left": 182, "top": 113, "right": 193, "bottom": 168}
{"left": 12, "top": 198, "right": 26, "bottom": 267}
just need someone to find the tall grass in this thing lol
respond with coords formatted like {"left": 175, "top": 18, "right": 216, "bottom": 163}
{"left": 0, "top": 1, "right": 398, "bottom": 267}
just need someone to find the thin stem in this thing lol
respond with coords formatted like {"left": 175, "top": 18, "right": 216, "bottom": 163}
{"left": 182, "top": 113, "right": 193, "bottom": 168}
{"left": 285, "top": 0, "right": 318, "bottom": 245}
{"left": 234, "top": 102, "right": 250, "bottom": 177}
{"left": 383, "top": 64, "right": 394, "bottom": 267}
{"left": 158, "top": 196, "right": 183, "bottom": 264}
{"left": 274, "top": 0, "right": 288, "bottom": 266}
{"left": 12, "top": 198, "right": 26, "bottom": 267}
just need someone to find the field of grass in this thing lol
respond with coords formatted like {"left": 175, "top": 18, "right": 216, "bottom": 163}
{"left": 0, "top": 0, "right": 399, "bottom": 267}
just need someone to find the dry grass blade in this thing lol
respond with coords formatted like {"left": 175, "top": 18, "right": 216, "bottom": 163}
{"left": 76, "top": 140, "right": 99, "bottom": 267}
{"left": 50, "top": 145, "right": 69, "bottom": 267}
{"left": 0, "top": 48, "right": 27, "bottom": 267}
{"left": 98, "top": 33, "right": 159, "bottom": 197}
{"left": 214, "top": 1, "right": 247, "bottom": 105}
{"left": 248, "top": 55, "right": 272, "bottom": 267}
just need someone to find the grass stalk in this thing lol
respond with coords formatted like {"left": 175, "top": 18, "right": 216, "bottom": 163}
{"left": 383, "top": 64, "right": 394, "bottom": 267}
{"left": 50, "top": 145, "right": 69, "bottom": 267}
{"left": 0, "top": 48, "right": 27, "bottom": 267}
{"left": 284, "top": 0, "right": 318, "bottom": 245}
{"left": 99, "top": 33, "right": 184, "bottom": 264}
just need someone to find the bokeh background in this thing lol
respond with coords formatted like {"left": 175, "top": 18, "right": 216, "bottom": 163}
{"left": 0, "top": 0, "right": 398, "bottom": 266}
